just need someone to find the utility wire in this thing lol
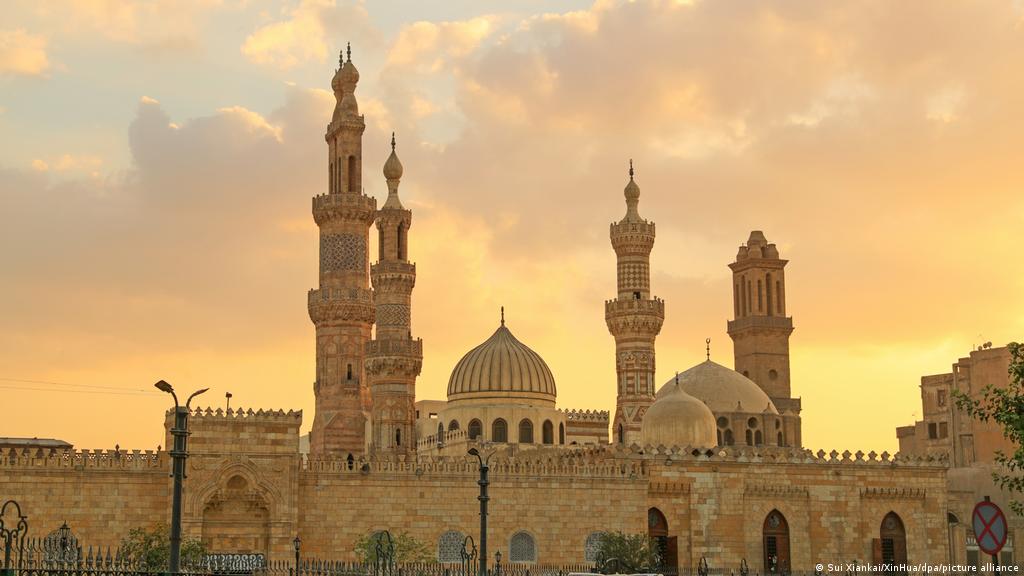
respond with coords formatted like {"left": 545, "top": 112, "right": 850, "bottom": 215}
{"left": 0, "top": 377, "right": 162, "bottom": 397}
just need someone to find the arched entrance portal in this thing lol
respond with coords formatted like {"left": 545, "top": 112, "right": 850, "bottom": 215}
{"left": 202, "top": 474, "right": 270, "bottom": 556}
{"left": 874, "top": 512, "right": 908, "bottom": 567}
{"left": 762, "top": 510, "right": 790, "bottom": 573}
{"left": 648, "top": 507, "right": 677, "bottom": 573}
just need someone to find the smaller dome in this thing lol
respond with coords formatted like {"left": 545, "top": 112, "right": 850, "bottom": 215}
{"left": 383, "top": 134, "right": 403, "bottom": 180}
{"left": 641, "top": 379, "right": 717, "bottom": 449}
{"left": 340, "top": 60, "right": 360, "bottom": 85}
{"left": 657, "top": 360, "right": 778, "bottom": 415}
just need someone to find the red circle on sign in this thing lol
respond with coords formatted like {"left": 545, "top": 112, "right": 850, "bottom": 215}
{"left": 972, "top": 500, "right": 1008, "bottom": 556}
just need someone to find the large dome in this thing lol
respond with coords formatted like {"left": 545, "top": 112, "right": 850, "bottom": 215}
{"left": 641, "top": 380, "right": 717, "bottom": 449}
{"left": 446, "top": 320, "right": 557, "bottom": 405}
{"left": 656, "top": 360, "right": 778, "bottom": 414}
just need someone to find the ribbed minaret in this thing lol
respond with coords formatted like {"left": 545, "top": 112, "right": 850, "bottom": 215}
{"left": 309, "top": 45, "right": 377, "bottom": 456}
{"left": 366, "top": 134, "right": 423, "bottom": 455}
{"left": 605, "top": 161, "right": 665, "bottom": 445}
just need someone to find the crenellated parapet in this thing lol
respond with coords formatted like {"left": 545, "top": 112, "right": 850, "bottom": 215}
{"left": 364, "top": 339, "right": 423, "bottom": 379}
{"left": 0, "top": 448, "right": 164, "bottom": 469}
{"left": 604, "top": 297, "right": 665, "bottom": 334}
{"left": 179, "top": 406, "right": 303, "bottom": 422}
{"left": 564, "top": 409, "right": 611, "bottom": 422}
{"left": 609, "top": 220, "right": 656, "bottom": 254}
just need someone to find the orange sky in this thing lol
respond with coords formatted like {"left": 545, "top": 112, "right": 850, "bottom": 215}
{"left": 1, "top": 0, "right": 1022, "bottom": 454}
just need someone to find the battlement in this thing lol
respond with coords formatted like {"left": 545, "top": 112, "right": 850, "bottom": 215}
{"left": 0, "top": 448, "right": 164, "bottom": 469}
{"left": 604, "top": 297, "right": 665, "bottom": 313}
{"left": 563, "top": 409, "right": 610, "bottom": 422}
{"left": 627, "top": 443, "right": 948, "bottom": 468}
{"left": 174, "top": 406, "right": 303, "bottom": 422}
{"left": 371, "top": 260, "right": 416, "bottom": 276}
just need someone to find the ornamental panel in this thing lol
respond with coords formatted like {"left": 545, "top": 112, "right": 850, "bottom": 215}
{"left": 320, "top": 233, "right": 366, "bottom": 274}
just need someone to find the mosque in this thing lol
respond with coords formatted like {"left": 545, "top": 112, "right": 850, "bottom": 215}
{"left": 3, "top": 47, "right": 1008, "bottom": 572}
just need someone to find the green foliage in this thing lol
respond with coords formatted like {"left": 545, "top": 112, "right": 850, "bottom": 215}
{"left": 594, "top": 531, "right": 661, "bottom": 574}
{"left": 353, "top": 531, "right": 432, "bottom": 564}
{"left": 119, "top": 524, "right": 207, "bottom": 572}
{"left": 953, "top": 342, "right": 1024, "bottom": 515}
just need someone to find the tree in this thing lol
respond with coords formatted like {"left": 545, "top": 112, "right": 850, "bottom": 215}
{"left": 119, "top": 525, "right": 207, "bottom": 571}
{"left": 593, "top": 531, "right": 660, "bottom": 574}
{"left": 953, "top": 342, "right": 1024, "bottom": 514}
{"left": 354, "top": 531, "right": 432, "bottom": 564}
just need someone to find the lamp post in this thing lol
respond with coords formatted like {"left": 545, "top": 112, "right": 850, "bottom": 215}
{"left": 155, "top": 380, "right": 209, "bottom": 574}
{"left": 467, "top": 447, "right": 496, "bottom": 576}
{"left": 293, "top": 536, "right": 301, "bottom": 576}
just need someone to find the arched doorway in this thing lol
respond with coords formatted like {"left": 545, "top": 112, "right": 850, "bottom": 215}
{"left": 763, "top": 510, "right": 790, "bottom": 573}
{"left": 875, "top": 512, "right": 907, "bottom": 567}
{"left": 202, "top": 474, "right": 270, "bottom": 555}
{"left": 648, "top": 508, "right": 677, "bottom": 573}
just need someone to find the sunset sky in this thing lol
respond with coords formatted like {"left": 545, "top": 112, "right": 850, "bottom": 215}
{"left": 2, "top": 0, "right": 1022, "bottom": 454}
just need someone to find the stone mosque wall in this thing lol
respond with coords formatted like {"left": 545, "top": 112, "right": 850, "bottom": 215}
{"left": 1, "top": 409, "right": 951, "bottom": 569}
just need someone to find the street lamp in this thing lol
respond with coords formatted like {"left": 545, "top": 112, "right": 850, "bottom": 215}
{"left": 467, "top": 447, "right": 496, "bottom": 576}
{"left": 154, "top": 380, "right": 208, "bottom": 574}
{"left": 293, "top": 536, "right": 301, "bottom": 576}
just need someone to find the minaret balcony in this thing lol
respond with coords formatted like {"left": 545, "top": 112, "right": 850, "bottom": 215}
{"left": 727, "top": 315, "right": 794, "bottom": 334}
{"left": 365, "top": 338, "right": 423, "bottom": 359}
{"left": 313, "top": 193, "right": 377, "bottom": 225}
{"left": 371, "top": 260, "right": 416, "bottom": 276}
{"left": 307, "top": 287, "right": 375, "bottom": 324}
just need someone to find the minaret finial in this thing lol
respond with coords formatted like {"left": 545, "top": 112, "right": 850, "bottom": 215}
{"left": 346, "top": 42, "right": 351, "bottom": 62}
{"left": 629, "top": 159, "right": 634, "bottom": 180}
{"left": 706, "top": 338, "right": 711, "bottom": 361}
{"left": 391, "top": 132, "right": 396, "bottom": 151}
{"left": 674, "top": 371, "right": 680, "bottom": 386}
{"left": 500, "top": 306, "right": 505, "bottom": 326}
{"left": 339, "top": 49, "right": 344, "bottom": 67}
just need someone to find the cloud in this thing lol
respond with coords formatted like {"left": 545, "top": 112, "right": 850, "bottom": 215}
{"left": 33, "top": 0, "right": 219, "bottom": 51}
{"left": 0, "top": 29, "right": 50, "bottom": 76}
{"left": 241, "top": 0, "right": 373, "bottom": 70}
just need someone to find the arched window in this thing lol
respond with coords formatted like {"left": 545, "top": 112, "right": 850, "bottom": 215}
{"left": 584, "top": 532, "right": 605, "bottom": 563}
{"left": 777, "top": 431, "right": 783, "bottom": 446}
{"left": 879, "top": 512, "right": 907, "bottom": 565}
{"left": 755, "top": 430, "right": 763, "bottom": 445}
{"left": 763, "top": 510, "right": 790, "bottom": 573}
{"left": 448, "top": 420, "right": 460, "bottom": 432}
{"left": 766, "top": 273, "right": 773, "bottom": 316}
{"left": 734, "top": 284, "right": 740, "bottom": 317}
{"left": 776, "top": 281, "right": 783, "bottom": 314}
{"left": 617, "top": 423, "right": 625, "bottom": 445}
{"left": 437, "top": 422, "right": 444, "bottom": 439}
{"left": 558, "top": 422, "right": 565, "bottom": 444}
{"left": 542, "top": 420, "right": 554, "bottom": 444}
{"left": 437, "top": 530, "right": 465, "bottom": 563}
{"left": 492, "top": 419, "right": 508, "bottom": 443}
{"left": 724, "top": 429, "right": 734, "bottom": 445}
{"left": 397, "top": 223, "right": 406, "bottom": 260}
{"left": 745, "top": 429, "right": 753, "bottom": 445}
{"left": 717, "top": 429, "right": 722, "bottom": 445}
{"left": 509, "top": 531, "right": 536, "bottom": 563}
{"left": 757, "top": 279, "right": 763, "bottom": 311}
{"left": 347, "top": 155, "right": 356, "bottom": 192}
{"left": 468, "top": 419, "right": 482, "bottom": 440}
{"left": 347, "top": 364, "right": 353, "bottom": 380}
{"left": 519, "top": 419, "right": 534, "bottom": 444}
{"left": 395, "top": 428, "right": 401, "bottom": 447}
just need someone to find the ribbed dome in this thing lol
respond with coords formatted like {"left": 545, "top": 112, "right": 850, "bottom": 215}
{"left": 641, "top": 380, "right": 717, "bottom": 449}
{"left": 656, "top": 360, "right": 778, "bottom": 414}
{"left": 447, "top": 321, "right": 557, "bottom": 405}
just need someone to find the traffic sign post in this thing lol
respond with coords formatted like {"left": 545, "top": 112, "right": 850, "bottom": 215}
{"left": 972, "top": 496, "right": 1008, "bottom": 568}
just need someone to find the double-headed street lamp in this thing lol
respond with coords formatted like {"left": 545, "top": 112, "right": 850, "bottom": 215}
{"left": 154, "top": 380, "right": 208, "bottom": 574}
{"left": 467, "top": 447, "right": 496, "bottom": 576}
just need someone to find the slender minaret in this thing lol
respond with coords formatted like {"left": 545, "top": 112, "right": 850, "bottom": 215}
{"left": 605, "top": 161, "right": 665, "bottom": 445}
{"left": 309, "top": 45, "right": 377, "bottom": 456}
{"left": 727, "top": 230, "right": 801, "bottom": 446}
{"left": 366, "top": 134, "right": 423, "bottom": 455}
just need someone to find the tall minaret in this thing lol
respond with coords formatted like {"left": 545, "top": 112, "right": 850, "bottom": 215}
{"left": 727, "top": 230, "right": 801, "bottom": 446}
{"left": 605, "top": 161, "right": 665, "bottom": 445}
{"left": 308, "top": 45, "right": 377, "bottom": 456}
{"left": 366, "top": 134, "right": 423, "bottom": 455}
